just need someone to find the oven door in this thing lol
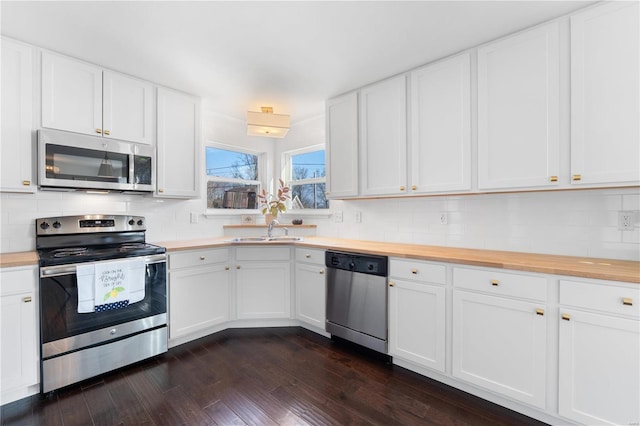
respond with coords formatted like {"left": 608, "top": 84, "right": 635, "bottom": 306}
{"left": 39, "top": 255, "right": 167, "bottom": 358}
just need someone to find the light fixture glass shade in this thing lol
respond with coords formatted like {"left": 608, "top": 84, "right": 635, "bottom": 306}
{"left": 246, "top": 110, "right": 290, "bottom": 138}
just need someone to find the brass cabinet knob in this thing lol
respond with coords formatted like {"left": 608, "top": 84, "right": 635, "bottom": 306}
{"left": 236, "top": 265, "right": 241, "bottom": 269}
{"left": 319, "top": 269, "right": 325, "bottom": 275}
{"left": 200, "top": 256, "right": 205, "bottom": 260}
{"left": 491, "top": 279, "right": 499, "bottom": 286}
{"left": 305, "top": 254, "right": 311, "bottom": 258}
{"left": 411, "top": 268, "right": 418, "bottom": 275}
{"left": 22, "top": 180, "right": 31, "bottom": 186}
{"left": 572, "top": 174, "right": 582, "bottom": 181}
{"left": 400, "top": 186, "right": 406, "bottom": 191}
{"left": 96, "top": 128, "right": 102, "bottom": 134}
{"left": 23, "top": 296, "right": 32, "bottom": 303}
{"left": 411, "top": 185, "right": 417, "bottom": 191}
{"left": 561, "top": 313, "right": 571, "bottom": 321}
{"left": 622, "top": 298, "right": 633, "bottom": 306}
{"left": 388, "top": 281, "right": 395, "bottom": 287}
{"left": 104, "top": 130, "right": 111, "bottom": 135}
{"left": 225, "top": 266, "right": 230, "bottom": 271}
{"left": 549, "top": 176, "right": 558, "bottom": 182}
{"left": 536, "top": 308, "right": 544, "bottom": 316}
{"left": 158, "top": 189, "right": 164, "bottom": 193}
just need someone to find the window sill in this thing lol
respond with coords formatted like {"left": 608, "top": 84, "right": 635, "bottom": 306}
{"left": 204, "top": 210, "right": 331, "bottom": 218}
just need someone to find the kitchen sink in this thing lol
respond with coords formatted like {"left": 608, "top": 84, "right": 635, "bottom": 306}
{"left": 229, "top": 236, "right": 303, "bottom": 243}
{"left": 268, "top": 236, "right": 303, "bottom": 242}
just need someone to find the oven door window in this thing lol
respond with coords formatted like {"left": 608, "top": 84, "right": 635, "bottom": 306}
{"left": 40, "top": 261, "right": 166, "bottom": 344}
{"left": 45, "top": 143, "right": 129, "bottom": 184}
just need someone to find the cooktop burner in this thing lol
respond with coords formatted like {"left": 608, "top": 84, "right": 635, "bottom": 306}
{"left": 38, "top": 243, "right": 166, "bottom": 266}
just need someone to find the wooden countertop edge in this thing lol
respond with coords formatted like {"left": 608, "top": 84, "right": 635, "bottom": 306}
{"left": 3, "top": 237, "right": 638, "bottom": 284}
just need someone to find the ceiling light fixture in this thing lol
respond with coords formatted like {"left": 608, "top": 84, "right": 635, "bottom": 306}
{"left": 247, "top": 106, "right": 290, "bottom": 138}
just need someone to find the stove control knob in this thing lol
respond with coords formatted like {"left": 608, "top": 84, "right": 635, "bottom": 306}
{"left": 128, "top": 219, "right": 135, "bottom": 226}
{"left": 348, "top": 262, "right": 356, "bottom": 270}
{"left": 40, "top": 221, "right": 50, "bottom": 230}
{"left": 137, "top": 219, "right": 144, "bottom": 226}
{"left": 52, "top": 221, "right": 61, "bottom": 229}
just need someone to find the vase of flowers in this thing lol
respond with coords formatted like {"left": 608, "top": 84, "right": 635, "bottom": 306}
{"left": 258, "top": 179, "right": 290, "bottom": 223}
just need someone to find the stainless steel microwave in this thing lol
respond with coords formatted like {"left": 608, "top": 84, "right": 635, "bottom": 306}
{"left": 38, "top": 129, "right": 154, "bottom": 192}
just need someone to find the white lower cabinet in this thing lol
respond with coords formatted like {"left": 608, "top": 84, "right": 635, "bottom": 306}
{"left": 0, "top": 266, "right": 39, "bottom": 405}
{"left": 294, "top": 248, "right": 326, "bottom": 330}
{"left": 168, "top": 249, "right": 230, "bottom": 340}
{"left": 452, "top": 267, "right": 547, "bottom": 409}
{"left": 388, "top": 259, "right": 446, "bottom": 372}
{"left": 235, "top": 246, "right": 291, "bottom": 320}
{"left": 558, "top": 280, "right": 640, "bottom": 425}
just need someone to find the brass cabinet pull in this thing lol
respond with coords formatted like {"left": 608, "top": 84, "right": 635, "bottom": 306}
{"left": 200, "top": 256, "right": 205, "bottom": 260}
{"left": 96, "top": 128, "right": 102, "bottom": 134}
{"left": 236, "top": 265, "right": 241, "bottom": 269}
{"left": 400, "top": 186, "right": 406, "bottom": 191}
{"left": 225, "top": 266, "right": 230, "bottom": 271}
{"left": 549, "top": 176, "right": 558, "bottom": 182}
{"left": 305, "top": 254, "right": 311, "bottom": 258}
{"left": 103, "top": 130, "right": 111, "bottom": 135}
{"left": 536, "top": 308, "right": 544, "bottom": 316}
{"left": 388, "top": 281, "right": 395, "bottom": 287}
{"left": 23, "top": 296, "right": 32, "bottom": 303}
{"left": 622, "top": 298, "right": 633, "bottom": 306}
{"left": 319, "top": 269, "right": 325, "bottom": 275}
{"left": 158, "top": 188, "right": 164, "bottom": 193}
{"left": 491, "top": 280, "right": 499, "bottom": 286}
{"left": 411, "top": 268, "right": 418, "bottom": 275}
{"left": 22, "top": 180, "right": 31, "bottom": 186}
{"left": 411, "top": 185, "right": 417, "bottom": 191}
{"left": 562, "top": 313, "right": 571, "bottom": 321}
{"left": 572, "top": 174, "right": 582, "bottom": 181}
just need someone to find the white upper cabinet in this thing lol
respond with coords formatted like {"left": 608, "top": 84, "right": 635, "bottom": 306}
{"left": 570, "top": 2, "right": 640, "bottom": 186}
{"left": 156, "top": 87, "right": 200, "bottom": 198}
{"left": 1, "top": 38, "right": 35, "bottom": 193}
{"left": 477, "top": 22, "right": 560, "bottom": 190}
{"left": 410, "top": 53, "right": 471, "bottom": 194}
{"left": 360, "top": 75, "right": 407, "bottom": 196}
{"left": 325, "top": 92, "right": 359, "bottom": 198}
{"left": 41, "top": 52, "right": 153, "bottom": 144}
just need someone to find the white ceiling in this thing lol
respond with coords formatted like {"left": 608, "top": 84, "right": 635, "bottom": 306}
{"left": 1, "top": 1, "right": 595, "bottom": 124}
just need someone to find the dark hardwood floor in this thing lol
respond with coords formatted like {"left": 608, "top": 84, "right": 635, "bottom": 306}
{"left": 1, "top": 327, "right": 547, "bottom": 426}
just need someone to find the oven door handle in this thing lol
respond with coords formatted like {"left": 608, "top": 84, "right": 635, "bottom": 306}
{"left": 40, "top": 254, "right": 167, "bottom": 278}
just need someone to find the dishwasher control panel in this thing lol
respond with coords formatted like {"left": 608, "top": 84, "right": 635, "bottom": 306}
{"left": 325, "top": 250, "right": 388, "bottom": 277}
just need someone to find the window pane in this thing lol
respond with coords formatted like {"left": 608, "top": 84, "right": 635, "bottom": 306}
{"left": 291, "top": 183, "right": 329, "bottom": 209}
{"left": 206, "top": 147, "right": 258, "bottom": 180}
{"left": 207, "top": 182, "right": 259, "bottom": 209}
{"left": 292, "top": 150, "right": 325, "bottom": 181}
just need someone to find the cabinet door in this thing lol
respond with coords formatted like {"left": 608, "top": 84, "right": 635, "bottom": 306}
{"left": 0, "top": 292, "right": 38, "bottom": 401}
{"left": 570, "top": 2, "right": 640, "bottom": 185}
{"left": 169, "top": 264, "right": 230, "bottom": 339}
{"left": 559, "top": 309, "right": 640, "bottom": 425}
{"left": 295, "top": 263, "right": 326, "bottom": 329}
{"left": 236, "top": 263, "right": 290, "bottom": 319}
{"left": 103, "top": 71, "right": 154, "bottom": 145}
{"left": 1, "top": 38, "right": 34, "bottom": 193}
{"left": 477, "top": 23, "right": 560, "bottom": 190}
{"left": 325, "top": 92, "right": 358, "bottom": 198}
{"left": 389, "top": 279, "right": 445, "bottom": 372}
{"left": 410, "top": 53, "right": 471, "bottom": 194}
{"left": 41, "top": 52, "right": 102, "bottom": 136}
{"left": 156, "top": 88, "right": 200, "bottom": 197}
{"left": 360, "top": 75, "right": 407, "bottom": 196}
{"left": 452, "top": 290, "right": 547, "bottom": 408}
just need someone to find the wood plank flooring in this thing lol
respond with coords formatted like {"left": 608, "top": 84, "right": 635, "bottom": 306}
{"left": 1, "top": 327, "right": 547, "bottom": 426}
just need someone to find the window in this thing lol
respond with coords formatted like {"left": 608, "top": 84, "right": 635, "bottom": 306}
{"left": 284, "top": 147, "right": 329, "bottom": 209}
{"left": 205, "top": 145, "right": 262, "bottom": 210}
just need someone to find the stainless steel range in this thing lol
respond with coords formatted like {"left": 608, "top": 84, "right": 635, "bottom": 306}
{"left": 36, "top": 214, "right": 167, "bottom": 393}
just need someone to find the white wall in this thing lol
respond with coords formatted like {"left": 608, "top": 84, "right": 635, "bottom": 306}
{"left": 1, "top": 115, "right": 638, "bottom": 261}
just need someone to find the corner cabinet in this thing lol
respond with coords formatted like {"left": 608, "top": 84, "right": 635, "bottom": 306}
{"left": 41, "top": 51, "right": 153, "bottom": 144}
{"left": 156, "top": 88, "right": 200, "bottom": 198}
{"left": 1, "top": 38, "right": 35, "bottom": 193}
{"left": 325, "top": 92, "right": 359, "bottom": 198}
{"left": 477, "top": 22, "right": 560, "bottom": 190}
{"left": 570, "top": 1, "right": 640, "bottom": 186}
{"left": 0, "top": 265, "right": 39, "bottom": 405}
{"left": 558, "top": 280, "right": 640, "bottom": 425}
{"left": 360, "top": 75, "right": 407, "bottom": 196}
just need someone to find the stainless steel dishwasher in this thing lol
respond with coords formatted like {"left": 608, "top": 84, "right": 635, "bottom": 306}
{"left": 325, "top": 250, "right": 389, "bottom": 354}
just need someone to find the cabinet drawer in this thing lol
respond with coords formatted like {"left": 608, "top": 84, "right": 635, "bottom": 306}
{"left": 0, "top": 266, "right": 37, "bottom": 296}
{"left": 169, "top": 248, "right": 229, "bottom": 270}
{"left": 560, "top": 280, "right": 640, "bottom": 318}
{"left": 236, "top": 246, "right": 290, "bottom": 262}
{"left": 453, "top": 267, "right": 546, "bottom": 301}
{"left": 295, "top": 248, "right": 325, "bottom": 265}
{"left": 390, "top": 258, "right": 446, "bottom": 284}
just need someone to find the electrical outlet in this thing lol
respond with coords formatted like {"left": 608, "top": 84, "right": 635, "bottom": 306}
{"left": 190, "top": 212, "right": 199, "bottom": 224}
{"left": 355, "top": 211, "right": 362, "bottom": 223}
{"left": 440, "top": 212, "right": 448, "bottom": 225}
{"left": 333, "top": 211, "right": 343, "bottom": 223}
{"left": 618, "top": 211, "right": 634, "bottom": 231}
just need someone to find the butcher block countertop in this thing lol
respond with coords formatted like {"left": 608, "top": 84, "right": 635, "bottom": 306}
{"left": 2, "top": 237, "right": 638, "bottom": 284}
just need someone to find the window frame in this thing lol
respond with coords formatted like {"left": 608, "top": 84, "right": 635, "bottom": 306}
{"left": 204, "top": 141, "right": 265, "bottom": 214}
{"left": 282, "top": 144, "right": 329, "bottom": 211}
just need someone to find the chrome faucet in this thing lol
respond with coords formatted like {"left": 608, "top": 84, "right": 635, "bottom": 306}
{"left": 267, "top": 219, "right": 279, "bottom": 238}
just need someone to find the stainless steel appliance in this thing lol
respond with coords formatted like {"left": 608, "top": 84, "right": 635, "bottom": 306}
{"left": 36, "top": 215, "right": 167, "bottom": 393}
{"left": 38, "top": 129, "right": 154, "bottom": 192}
{"left": 325, "top": 250, "right": 389, "bottom": 354}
